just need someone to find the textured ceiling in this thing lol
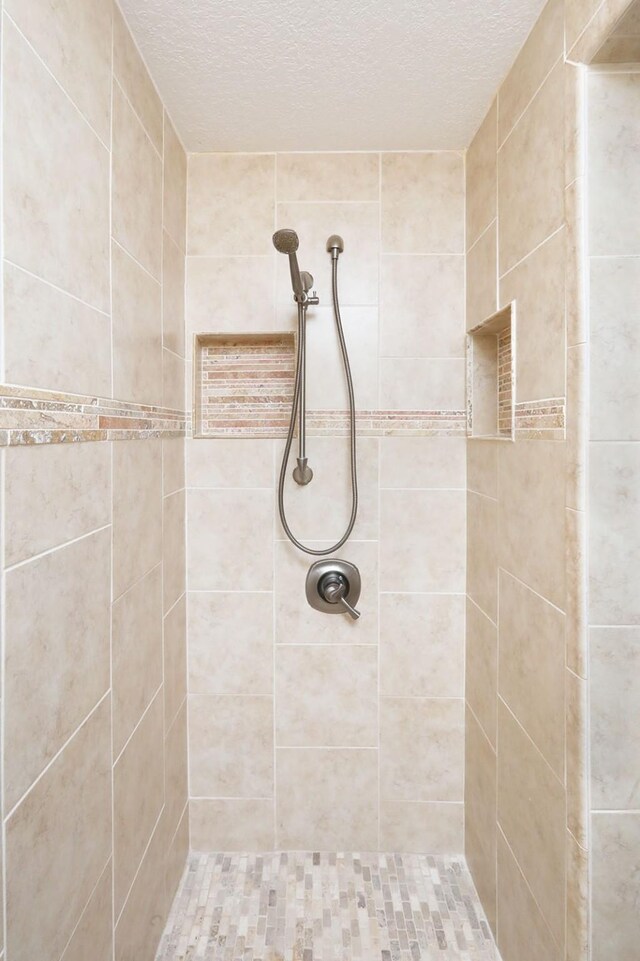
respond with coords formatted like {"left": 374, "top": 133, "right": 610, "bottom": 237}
{"left": 119, "top": 0, "right": 547, "bottom": 152}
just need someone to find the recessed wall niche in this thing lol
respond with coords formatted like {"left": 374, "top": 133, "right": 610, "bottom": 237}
{"left": 467, "top": 302, "right": 516, "bottom": 440}
{"left": 193, "top": 332, "right": 295, "bottom": 438}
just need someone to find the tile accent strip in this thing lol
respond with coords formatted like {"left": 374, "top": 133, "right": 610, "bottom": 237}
{"left": 194, "top": 333, "right": 466, "bottom": 438}
{"left": 514, "top": 398, "right": 566, "bottom": 439}
{"left": 0, "top": 384, "right": 186, "bottom": 446}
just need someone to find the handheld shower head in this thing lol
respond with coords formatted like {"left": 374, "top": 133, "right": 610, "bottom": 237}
{"left": 273, "top": 228, "right": 299, "bottom": 254}
{"left": 273, "top": 228, "right": 304, "bottom": 300}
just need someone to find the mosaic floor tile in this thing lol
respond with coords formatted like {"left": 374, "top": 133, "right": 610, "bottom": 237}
{"left": 156, "top": 852, "right": 501, "bottom": 961}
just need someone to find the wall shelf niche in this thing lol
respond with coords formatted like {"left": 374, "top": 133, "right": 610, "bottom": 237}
{"left": 193, "top": 332, "right": 296, "bottom": 438}
{"left": 467, "top": 302, "right": 516, "bottom": 441}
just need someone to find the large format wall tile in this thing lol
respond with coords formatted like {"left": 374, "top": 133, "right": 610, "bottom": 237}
{"left": 379, "top": 358, "right": 465, "bottom": 411}
{"left": 589, "top": 442, "right": 640, "bottom": 625}
{"left": 3, "top": 18, "right": 110, "bottom": 310}
{"left": 590, "top": 627, "right": 640, "bottom": 810}
{"left": 188, "top": 153, "right": 275, "bottom": 256}
{"left": 588, "top": 71, "right": 640, "bottom": 256}
{"left": 275, "top": 540, "right": 378, "bottom": 645}
{"left": 497, "top": 0, "right": 564, "bottom": 144}
{"left": 496, "top": 830, "right": 561, "bottom": 961}
{"left": 381, "top": 153, "right": 464, "bottom": 254}
{"left": 4, "top": 441, "right": 110, "bottom": 567}
{"left": 187, "top": 437, "right": 273, "bottom": 488}
{"left": 113, "top": 439, "right": 162, "bottom": 599}
{"left": 164, "top": 593, "right": 187, "bottom": 731}
{"left": 380, "top": 697, "right": 464, "bottom": 802}
{"left": 163, "top": 489, "right": 185, "bottom": 612}
{"left": 186, "top": 254, "right": 275, "bottom": 338}
{"left": 380, "top": 254, "right": 464, "bottom": 357}
{"left": 60, "top": 862, "right": 113, "bottom": 961}
{"left": 465, "top": 597, "right": 497, "bottom": 747}
{"left": 380, "top": 436, "right": 466, "bottom": 490}
{"left": 276, "top": 645, "right": 377, "bottom": 747}
{"left": 113, "top": 4, "right": 163, "bottom": 152}
{"left": 498, "top": 440, "right": 566, "bottom": 610}
{"left": 500, "top": 227, "right": 566, "bottom": 403}
{"left": 497, "top": 702, "right": 565, "bottom": 948}
{"left": 590, "top": 256, "right": 640, "bottom": 441}
{"left": 276, "top": 748, "right": 378, "bottom": 850}
{"left": 592, "top": 812, "right": 640, "bottom": 961}
{"left": 380, "top": 800, "right": 464, "bottom": 854}
{"left": 276, "top": 436, "right": 378, "bottom": 542}
{"left": 5, "top": 528, "right": 111, "bottom": 810}
{"left": 187, "top": 488, "right": 273, "bottom": 591}
{"left": 466, "top": 100, "right": 497, "bottom": 249}
{"left": 5, "top": 0, "right": 112, "bottom": 143}
{"left": 112, "top": 82, "right": 163, "bottom": 279}
{"left": 498, "top": 60, "right": 564, "bottom": 276}
{"left": 380, "top": 594, "right": 465, "bottom": 698}
{"left": 189, "top": 695, "right": 274, "bottom": 798}
{"left": 6, "top": 699, "right": 111, "bottom": 961}
{"left": 189, "top": 591, "right": 273, "bottom": 696}
{"left": 163, "top": 114, "right": 187, "bottom": 251}
{"left": 276, "top": 152, "right": 379, "bottom": 202}
{"left": 4, "top": 261, "right": 111, "bottom": 396}
{"left": 114, "top": 820, "right": 166, "bottom": 961}
{"left": 112, "top": 241, "right": 162, "bottom": 406}
{"left": 465, "top": 709, "right": 497, "bottom": 930}
{"left": 276, "top": 202, "right": 379, "bottom": 305}
{"left": 380, "top": 489, "right": 465, "bottom": 593}
{"left": 190, "top": 798, "right": 275, "bottom": 851}
{"left": 113, "top": 692, "right": 164, "bottom": 915}
{"left": 112, "top": 565, "right": 163, "bottom": 758}
{"left": 467, "top": 491, "right": 498, "bottom": 622}
{"left": 164, "top": 703, "right": 188, "bottom": 843}
{"left": 498, "top": 570, "right": 565, "bottom": 778}
{"left": 466, "top": 221, "right": 497, "bottom": 330}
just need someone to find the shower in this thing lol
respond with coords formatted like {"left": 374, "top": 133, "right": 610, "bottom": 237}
{"left": 272, "top": 227, "right": 361, "bottom": 618}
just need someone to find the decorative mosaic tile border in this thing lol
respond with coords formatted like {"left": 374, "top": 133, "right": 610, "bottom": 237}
{"left": 514, "top": 398, "right": 566, "bottom": 439}
{"left": 193, "top": 332, "right": 466, "bottom": 438}
{"left": 497, "top": 327, "right": 513, "bottom": 438}
{"left": 0, "top": 384, "right": 186, "bottom": 446}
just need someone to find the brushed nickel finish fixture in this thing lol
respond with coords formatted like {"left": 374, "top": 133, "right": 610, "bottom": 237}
{"left": 272, "top": 230, "right": 358, "bottom": 558}
{"left": 305, "top": 558, "right": 361, "bottom": 620}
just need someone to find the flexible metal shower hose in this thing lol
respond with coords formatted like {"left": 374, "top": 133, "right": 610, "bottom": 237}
{"left": 277, "top": 257, "right": 358, "bottom": 555}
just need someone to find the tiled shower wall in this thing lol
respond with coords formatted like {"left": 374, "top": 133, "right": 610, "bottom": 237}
{"left": 464, "top": 0, "right": 588, "bottom": 959}
{"left": 587, "top": 53, "right": 640, "bottom": 961}
{"left": 0, "top": 3, "right": 188, "bottom": 961}
{"left": 184, "top": 152, "right": 468, "bottom": 852}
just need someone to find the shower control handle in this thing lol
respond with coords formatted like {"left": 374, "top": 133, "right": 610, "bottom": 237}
{"left": 318, "top": 573, "right": 361, "bottom": 620}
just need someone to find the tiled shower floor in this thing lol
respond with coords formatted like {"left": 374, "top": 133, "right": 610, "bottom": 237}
{"left": 156, "top": 852, "right": 501, "bottom": 961}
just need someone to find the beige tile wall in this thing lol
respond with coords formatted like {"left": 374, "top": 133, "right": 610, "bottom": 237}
{"left": 0, "top": 3, "right": 188, "bottom": 960}
{"left": 587, "top": 61, "right": 640, "bottom": 961}
{"left": 464, "top": 0, "right": 585, "bottom": 957}
{"left": 185, "top": 151, "right": 467, "bottom": 852}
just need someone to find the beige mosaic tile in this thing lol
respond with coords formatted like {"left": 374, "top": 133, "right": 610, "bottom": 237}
{"left": 156, "top": 852, "right": 501, "bottom": 961}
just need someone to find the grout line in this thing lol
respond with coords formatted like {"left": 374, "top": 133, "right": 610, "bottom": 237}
{"left": 112, "top": 74, "right": 163, "bottom": 162}
{"left": 57, "top": 855, "right": 113, "bottom": 961}
{"left": 3, "top": 689, "right": 111, "bottom": 824}
{"left": 3, "top": 10, "right": 111, "bottom": 151}
{"left": 112, "top": 683, "right": 163, "bottom": 769}
{"left": 114, "top": 801, "right": 165, "bottom": 929}
{"left": 497, "top": 54, "right": 564, "bottom": 152}
{"left": 3, "top": 258, "right": 111, "bottom": 318}
{"left": 496, "top": 824, "right": 562, "bottom": 953}
{"left": 3, "top": 523, "right": 111, "bottom": 575}
{"left": 111, "top": 235, "right": 161, "bottom": 286}
{"left": 498, "top": 694, "right": 565, "bottom": 791}
{"left": 498, "top": 223, "right": 565, "bottom": 279}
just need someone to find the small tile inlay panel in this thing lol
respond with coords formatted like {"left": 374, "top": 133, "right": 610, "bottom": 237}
{"left": 156, "top": 851, "right": 500, "bottom": 961}
{"left": 514, "top": 398, "right": 566, "bottom": 438}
